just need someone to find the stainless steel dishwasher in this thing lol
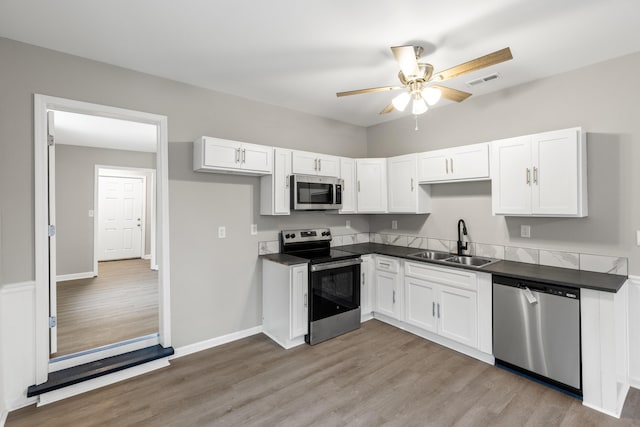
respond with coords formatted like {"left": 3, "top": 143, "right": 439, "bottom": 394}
{"left": 493, "top": 275, "right": 581, "bottom": 395}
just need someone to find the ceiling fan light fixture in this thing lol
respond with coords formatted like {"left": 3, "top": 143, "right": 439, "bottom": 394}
{"left": 422, "top": 87, "right": 442, "bottom": 106}
{"left": 412, "top": 95, "right": 428, "bottom": 115}
{"left": 392, "top": 92, "right": 411, "bottom": 112}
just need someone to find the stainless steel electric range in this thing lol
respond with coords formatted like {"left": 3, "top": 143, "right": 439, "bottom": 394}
{"left": 280, "top": 228, "right": 362, "bottom": 345}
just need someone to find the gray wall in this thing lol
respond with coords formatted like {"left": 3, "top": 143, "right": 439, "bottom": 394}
{"left": 0, "top": 37, "right": 369, "bottom": 347}
{"left": 55, "top": 144, "right": 155, "bottom": 276}
{"left": 367, "top": 51, "right": 640, "bottom": 274}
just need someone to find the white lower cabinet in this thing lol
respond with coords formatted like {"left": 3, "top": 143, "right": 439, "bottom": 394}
{"left": 262, "top": 260, "right": 308, "bottom": 349}
{"left": 374, "top": 256, "right": 402, "bottom": 320}
{"left": 360, "top": 254, "right": 374, "bottom": 318}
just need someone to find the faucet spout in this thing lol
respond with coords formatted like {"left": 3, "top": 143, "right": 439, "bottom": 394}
{"left": 457, "top": 219, "right": 468, "bottom": 256}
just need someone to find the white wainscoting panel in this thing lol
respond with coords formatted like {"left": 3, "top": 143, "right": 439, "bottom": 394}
{"left": 629, "top": 276, "right": 640, "bottom": 388}
{"left": 0, "top": 282, "right": 37, "bottom": 412}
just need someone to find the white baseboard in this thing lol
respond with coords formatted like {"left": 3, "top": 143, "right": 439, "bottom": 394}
{"left": 1, "top": 409, "right": 7, "bottom": 427}
{"left": 630, "top": 377, "right": 640, "bottom": 389}
{"left": 361, "top": 312, "right": 374, "bottom": 322}
{"left": 172, "top": 325, "right": 263, "bottom": 359}
{"left": 142, "top": 254, "right": 151, "bottom": 260}
{"left": 56, "top": 271, "right": 95, "bottom": 282}
{"left": 38, "top": 358, "right": 170, "bottom": 406}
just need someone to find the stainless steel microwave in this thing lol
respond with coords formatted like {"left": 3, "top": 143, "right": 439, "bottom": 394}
{"left": 290, "top": 174, "right": 343, "bottom": 210}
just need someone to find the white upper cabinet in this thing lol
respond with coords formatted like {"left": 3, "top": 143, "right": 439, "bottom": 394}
{"left": 492, "top": 127, "right": 587, "bottom": 217}
{"left": 339, "top": 157, "right": 357, "bottom": 214}
{"left": 291, "top": 150, "right": 340, "bottom": 177}
{"left": 356, "top": 158, "right": 388, "bottom": 213}
{"left": 194, "top": 136, "right": 273, "bottom": 175}
{"left": 418, "top": 142, "right": 490, "bottom": 183}
{"left": 260, "top": 148, "right": 292, "bottom": 215}
{"left": 387, "top": 154, "right": 431, "bottom": 214}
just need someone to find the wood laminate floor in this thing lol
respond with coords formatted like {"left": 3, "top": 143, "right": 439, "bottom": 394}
{"left": 9, "top": 320, "right": 640, "bottom": 426}
{"left": 54, "top": 259, "right": 159, "bottom": 357}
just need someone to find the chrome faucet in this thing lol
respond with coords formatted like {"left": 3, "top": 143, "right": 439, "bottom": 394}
{"left": 457, "top": 219, "right": 468, "bottom": 256}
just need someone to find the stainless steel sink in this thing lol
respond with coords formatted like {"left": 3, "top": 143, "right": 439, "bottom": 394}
{"left": 443, "top": 255, "right": 499, "bottom": 268}
{"left": 408, "top": 250, "right": 452, "bottom": 261}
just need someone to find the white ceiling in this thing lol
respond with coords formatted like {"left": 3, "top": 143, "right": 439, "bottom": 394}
{"left": 54, "top": 110, "right": 157, "bottom": 152}
{"left": 1, "top": 0, "right": 639, "bottom": 127}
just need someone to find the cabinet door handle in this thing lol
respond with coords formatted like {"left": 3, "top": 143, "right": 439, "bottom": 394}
{"left": 362, "top": 272, "right": 365, "bottom": 285}
{"left": 432, "top": 302, "right": 435, "bottom": 317}
{"left": 392, "top": 290, "right": 396, "bottom": 304}
{"left": 285, "top": 175, "right": 289, "bottom": 188}
{"left": 314, "top": 158, "right": 318, "bottom": 171}
{"left": 379, "top": 262, "right": 390, "bottom": 268}
{"left": 445, "top": 158, "right": 449, "bottom": 174}
{"left": 533, "top": 166, "right": 538, "bottom": 184}
{"left": 357, "top": 181, "right": 361, "bottom": 192}
{"left": 242, "top": 149, "right": 246, "bottom": 164}
{"left": 450, "top": 158, "right": 454, "bottom": 174}
{"left": 437, "top": 303, "right": 440, "bottom": 318}
{"left": 410, "top": 177, "right": 414, "bottom": 191}
{"left": 235, "top": 148, "right": 240, "bottom": 163}
{"left": 304, "top": 293, "right": 308, "bottom": 308}
{"left": 526, "top": 168, "right": 531, "bottom": 185}
{"left": 318, "top": 158, "right": 322, "bottom": 171}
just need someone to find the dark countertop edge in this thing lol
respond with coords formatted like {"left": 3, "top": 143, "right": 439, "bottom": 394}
{"left": 335, "top": 243, "right": 627, "bottom": 293}
{"left": 260, "top": 253, "right": 308, "bottom": 266}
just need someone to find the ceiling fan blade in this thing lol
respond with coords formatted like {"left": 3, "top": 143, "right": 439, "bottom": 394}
{"left": 432, "top": 85, "right": 472, "bottom": 103}
{"left": 391, "top": 45, "right": 420, "bottom": 79}
{"left": 379, "top": 104, "right": 395, "bottom": 115}
{"left": 432, "top": 47, "right": 513, "bottom": 82}
{"left": 336, "top": 86, "right": 402, "bottom": 97}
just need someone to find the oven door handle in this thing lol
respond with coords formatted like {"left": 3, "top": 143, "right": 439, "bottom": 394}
{"left": 310, "top": 258, "right": 362, "bottom": 272}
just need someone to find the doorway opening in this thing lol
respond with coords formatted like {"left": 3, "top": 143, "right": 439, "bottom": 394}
{"left": 34, "top": 95, "right": 171, "bottom": 385}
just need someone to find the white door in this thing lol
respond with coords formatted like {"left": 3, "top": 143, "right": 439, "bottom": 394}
{"left": 388, "top": 154, "right": 417, "bottom": 213}
{"left": 291, "top": 150, "right": 320, "bottom": 175}
{"left": 203, "top": 137, "right": 241, "bottom": 169}
{"left": 360, "top": 255, "right": 374, "bottom": 315}
{"left": 491, "top": 135, "right": 532, "bottom": 215}
{"left": 375, "top": 270, "right": 397, "bottom": 318}
{"left": 241, "top": 142, "right": 273, "bottom": 173}
{"left": 405, "top": 277, "right": 437, "bottom": 333}
{"left": 273, "top": 148, "right": 291, "bottom": 215}
{"left": 339, "top": 157, "right": 356, "bottom": 214}
{"left": 47, "top": 110, "right": 58, "bottom": 354}
{"left": 356, "top": 158, "right": 388, "bottom": 213}
{"left": 98, "top": 176, "right": 144, "bottom": 261}
{"left": 450, "top": 143, "right": 490, "bottom": 181}
{"left": 316, "top": 154, "right": 340, "bottom": 178}
{"left": 418, "top": 149, "right": 449, "bottom": 182}
{"left": 532, "top": 129, "right": 579, "bottom": 215}
{"left": 290, "top": 265, "right": 308, "bottom": 339}
{"left": 438, "top": 286, "right": 478, "bottom": 348}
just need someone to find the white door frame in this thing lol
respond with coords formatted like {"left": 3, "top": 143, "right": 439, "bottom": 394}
{"left": 34, "top": 94, "right": 171, "bottom": 385}
{"left": 94, "top": 166, "right": 157, "bottom": 274}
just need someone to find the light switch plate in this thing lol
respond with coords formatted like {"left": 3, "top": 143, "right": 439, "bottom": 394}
{"left": 88, "top": 210, "right": 94, "bottom": 218}
{"left": 346, "top": 220, "right": 351, "bottom": 229}
{"left": 636, "top": 230, "right": 640, "bottom": 246}
{"left": 521, "top": 225, "right": 531, "bottom": 238}
{"left": 391, "top": 220, "right": 398, "bottom": 230}
{"left": 251, "top": 224, "right": 258, "bottom": 235}
{"left": 218, "top": 226, "right": 226, "bottom": 239}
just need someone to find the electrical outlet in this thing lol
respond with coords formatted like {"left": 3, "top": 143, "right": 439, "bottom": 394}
{"left": 88, "top": 210, "right": 94, "bottom": 218}
{"left": 251, "top": 224, "right": 258, "bottom": 235}
{"left": 346, "top": 220, "right": 351, "bottom": 229}
{"left": 391, "top": 220, "right": 398, "bottom": 230}
{"left": 521, "top": 225, "right": 531, "bottom": 238}
{"left": 218, "top": 226, "right": 226, "bottom": 239}
{"left": 636, "top": 230, "right": 640, "bottom": 246}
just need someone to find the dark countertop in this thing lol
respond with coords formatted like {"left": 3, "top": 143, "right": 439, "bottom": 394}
{"left": 260, "top": 253, "right": 308, "bottom": 266}
{"left": 336, "top": 243, "right": 627, "bottom": 293}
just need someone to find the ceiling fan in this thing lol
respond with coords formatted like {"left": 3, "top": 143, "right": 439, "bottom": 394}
{"left": 336, "top": 46, "right": 513, "bottom": 116}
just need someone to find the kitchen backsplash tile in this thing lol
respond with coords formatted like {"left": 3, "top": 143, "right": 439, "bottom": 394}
{"left": 371, "top": 233, "right": 383, "bottom": 244}
{"left": 539, "top": 250, "right": 579, "bottom": 270}
{"left": 407, "top": 236, "right": 428, "bottom": 249}
{"left": 428, "top": 238, "right": 451, "bottom": 253}
{"left": 475, "top": 243, "right": 505, "bottom": 259}
{"left": 505, "top": 246, "right": 539, "bottom": 264}
{"left": 341, "top": 234, "right": 354, "bottom": 245}
{"left": 330, "top": 235, "right": 343, "bottom": 247}
{"left": 579, "top": 253, "right": 628, "bottom": 275}
{"left": 258, "top": 240, "right": 279, "bottom": 255}
{"left": 355, "top": 233, "right": 370, "bottom": 244}
{"left": 449, "top": 241, "right": 476, "bottom": 256}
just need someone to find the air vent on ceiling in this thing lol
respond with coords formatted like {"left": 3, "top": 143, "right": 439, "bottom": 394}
{"left": 466, "top": 72, "right": 501, "bottom": 87}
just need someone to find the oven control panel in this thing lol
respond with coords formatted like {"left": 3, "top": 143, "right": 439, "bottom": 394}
{"left": 282, "top": 228, "right": 331, "bottom": 244}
